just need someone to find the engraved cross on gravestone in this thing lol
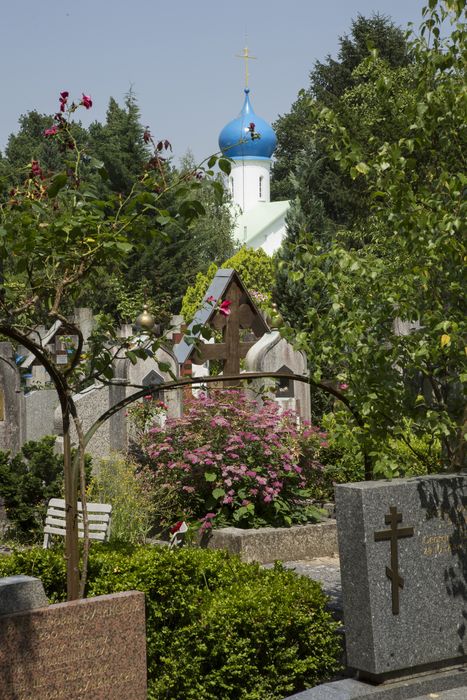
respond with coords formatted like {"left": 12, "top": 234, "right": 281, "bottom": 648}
{"left": 374, "top": 506, "right": 414, "bottom": 615}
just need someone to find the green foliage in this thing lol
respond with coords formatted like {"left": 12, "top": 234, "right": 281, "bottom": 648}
{"left": 87, "top": 455, "right": 154, "bottom": 545}
{"left": 0, "top": 110, "right": 88, "bottom": 195}
{"left": 181, "top": 262, "right": 218, "bottom": 322}
{"left": 276, "top": 3, "right": 466, "bottom": 472}
{"left": 317, "top": 412, "right": 442, "bottom": 498}
{"left": 142, "top": 389, "right": 327, "bottom": 530}
{"left": 88, "top": 92, "right": 150, "bottom": 194}
{"left": 0, "top": 545, "right": 342, "bottom": 699}
{"left": 1, "top": 95, "right": 235, "bottom": 324}
{"left": 181, "top": 247, "right": 275, "bottom": 322}
{"left": 0, "top": 437, "right": 90, "bottom": 541}
{"left": 271, "top": 13, "right": 411, "bottom": 201}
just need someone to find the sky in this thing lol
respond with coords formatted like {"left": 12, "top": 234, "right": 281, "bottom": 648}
{"left": 1, "top": 0, "right": 427, "bottom": 165}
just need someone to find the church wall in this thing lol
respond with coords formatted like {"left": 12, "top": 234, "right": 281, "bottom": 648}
{"left": 230, "top": 159, "right": 271, "bottom": 213}
{"left": 249, "top": 216, "right": 287, "bottom": 256}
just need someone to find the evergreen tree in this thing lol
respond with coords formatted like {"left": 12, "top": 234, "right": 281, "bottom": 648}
{"left": 271, "top": 14, "right": 411, "bottom": 202}
{"left": 0, "top": 110, "right": 88, "bottom": 193}
{"left": 274, "top": 15, "right": 414, "bottom": 330}
{"left": 88, "top": 91, "right": 150, "bottom": 193}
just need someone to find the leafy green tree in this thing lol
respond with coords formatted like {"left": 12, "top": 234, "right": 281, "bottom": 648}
{"left": 271, "top": 14, "right": 411, "bottom": 202}
{"left": 277, "top": 1, "right": 466, "bottom": 474}
{"left": 119, "top": 151, "right": 235, "bottom": 320}
{"left": 0, "top": 110, "right": 88, "bottom": 194}
{"left": 0, "top": 90, "right": 230, "bottom": 598}
{"left": 276, "top": 56, "right": 417, "bottom": 330}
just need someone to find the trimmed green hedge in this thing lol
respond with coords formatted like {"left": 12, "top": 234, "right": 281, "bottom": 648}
{"left": 0, "top": 545, "right": 341, "bottom": 699}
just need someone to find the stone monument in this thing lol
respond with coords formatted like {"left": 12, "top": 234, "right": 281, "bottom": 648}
{"left": 287, "top": 473, "right": 467, "bottom": 700}
{"left": 245, "top": 331, "right": 311, "bottom": 422}
{"left": 0, "top": 576, "right": 147, "bottom": 699}
{"left": 335, "top": 474, "right": 467, "bottom": 679}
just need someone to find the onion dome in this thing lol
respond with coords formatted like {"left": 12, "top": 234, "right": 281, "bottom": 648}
{"left": 218, "top": 89, "right": 277, "bottom": 160}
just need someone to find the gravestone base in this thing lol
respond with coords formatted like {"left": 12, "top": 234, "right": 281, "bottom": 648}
{"left": 286, "top": 664, "right": 467, "bottom": 699}
{"left": 355, "top": 657, "right": 467, "bottom": 685}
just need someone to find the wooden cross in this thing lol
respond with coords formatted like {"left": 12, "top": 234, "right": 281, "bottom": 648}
{"left": 235, "top": 46, "right": 257, "bottom": 88}
{"left": 374, "top": 506, "right": 414, "bottom": 615}
{"left": 193, "top": 278, "right": 266, "bottom": 386}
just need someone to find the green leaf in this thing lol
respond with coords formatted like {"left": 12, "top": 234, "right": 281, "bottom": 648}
{"left": 212, "top": 488, "right": 225, "bottom": 499}
{"left": 218, "top": 158, "right": 231, "bottom": 175}
{"left": 204, "top": 472, "right": 217, "bottom": 482}
{"left": 47, "top": 173, "right": 67, "bottom": 198}
{"left": 355, "top": 162, "right": 369, "bottom": 175}
{"left": 126, "top": 350, "right": 138, "bottom": 365}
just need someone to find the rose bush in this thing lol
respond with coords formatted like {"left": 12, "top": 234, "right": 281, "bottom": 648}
{"left": 141, "top": 389, "right": 328, "bottom": 531}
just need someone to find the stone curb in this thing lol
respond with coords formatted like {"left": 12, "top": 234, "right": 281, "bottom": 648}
{"left": 201, "top": 520, "right": 338, "bottom": 563}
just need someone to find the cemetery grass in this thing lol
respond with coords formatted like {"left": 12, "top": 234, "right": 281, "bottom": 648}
{"left": 0, "top": 544, "right": 342, "bottom": 700}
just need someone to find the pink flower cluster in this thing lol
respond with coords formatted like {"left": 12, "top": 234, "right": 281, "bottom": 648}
{"left": 44, "top": 90, "right": 93, "bottom": 138}
{"left": 143, "top": 389, "right": 326, "bottom": 529}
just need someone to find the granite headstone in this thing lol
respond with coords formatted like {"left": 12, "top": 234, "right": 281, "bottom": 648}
{"left": 0, "top": 589, "right": 147, "bottom": 699}
{"left": 336, "top": 475, "right": 467, "bottom": 680}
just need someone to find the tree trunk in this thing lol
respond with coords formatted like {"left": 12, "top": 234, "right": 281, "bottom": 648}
{"left": 63, "top": 410, "right": 80, "bottom": 600}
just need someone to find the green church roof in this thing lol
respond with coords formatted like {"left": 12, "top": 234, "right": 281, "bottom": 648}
{"left": 234, "top": 200, "right": 290, "bottom": 246}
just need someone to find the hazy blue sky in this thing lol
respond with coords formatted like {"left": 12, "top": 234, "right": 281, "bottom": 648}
{"left": 1, "top": 0, "right": 426, "bottom": 164}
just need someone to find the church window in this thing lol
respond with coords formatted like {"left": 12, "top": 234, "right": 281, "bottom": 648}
{"left": 230, "top": 177, "right": 234, "bottom": 197}
{"left": 259, "top": 176, "right": 263, "bottom": 199}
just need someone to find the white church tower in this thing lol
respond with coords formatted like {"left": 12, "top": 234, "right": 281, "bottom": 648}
{"left": 218, "top": 55, "right": 290, "bottom": 255}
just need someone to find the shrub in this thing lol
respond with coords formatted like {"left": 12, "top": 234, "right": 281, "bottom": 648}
{"left": 181, "top": 247, "right": 275, "bottom": 322}
{"left": 0, "top": 437, "right": 92, "bottom": 542}
{"left": 0, "top": 545, "right": 342, "bottom": 699}
{"left": 87, "top": 455, "right": 154, "bottom": 545}
{"left": 142, "top": 389, "right": 327, "bottom": 531}
{"left": 318, "top": 411, "right": 442, "bottom": 496}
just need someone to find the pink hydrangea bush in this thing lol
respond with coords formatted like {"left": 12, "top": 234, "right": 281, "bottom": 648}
{"left": 141, "top": 389, "right": 327, "bottom": 531}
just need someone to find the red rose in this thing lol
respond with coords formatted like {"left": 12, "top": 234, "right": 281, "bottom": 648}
{"left": 81, "top": 94, "right": 93, "bottom": 109}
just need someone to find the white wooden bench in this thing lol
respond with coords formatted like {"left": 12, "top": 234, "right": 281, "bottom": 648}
{"left": 43, "top": 498, "right": 112, "bottom": 548}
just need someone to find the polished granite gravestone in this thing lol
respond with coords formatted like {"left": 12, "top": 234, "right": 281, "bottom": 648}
{"left": 335, "top": 474, "right": 467, "bottom": 680}
{"left": 0, "top": 588, "right": 147, "bottom": 699}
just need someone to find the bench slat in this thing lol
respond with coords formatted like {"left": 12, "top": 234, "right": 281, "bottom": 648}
{"left": 47, "top": 498, "right": 112, "bottom": 514}
{"left": 44, "top": 525, "right": 107, "bottom": 540}
{"left": 45, "top": 517, "right": 109, "bottom": 532}
{"left": 47, "top": 509, "right": 110, "bottom": 522}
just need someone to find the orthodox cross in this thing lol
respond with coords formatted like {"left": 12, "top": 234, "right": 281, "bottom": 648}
{"left": 193, "top": 277, "right": 268, "bottom": 386}
{"left": 374, "top": 506, "right": 414, "bottom": 615}
{"left": 236, "top": 46, "right": 257, "bottom": 88}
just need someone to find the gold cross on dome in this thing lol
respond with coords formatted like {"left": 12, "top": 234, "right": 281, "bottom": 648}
{"left": 235, "top": 46, "right": 257, "bottom": 88}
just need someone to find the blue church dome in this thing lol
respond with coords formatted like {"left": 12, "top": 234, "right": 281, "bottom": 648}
{"left": 218, "top": 89, "right": 277, "bottom": 161}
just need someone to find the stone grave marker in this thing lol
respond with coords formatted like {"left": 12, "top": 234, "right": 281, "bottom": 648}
{"left": 0, "top": 587, "right": 147, "bottom": 699}
{"left": 245, "top": 330, "right": 311, "bottom": 422}
{"left": 336, "top": 474, "right": 467, "bottom": 680}
{"left": 174, "top": 268, "right": 270, "bottom": 387}
{"left": 0, "top": 341, "right": 24, "bottom": 455}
